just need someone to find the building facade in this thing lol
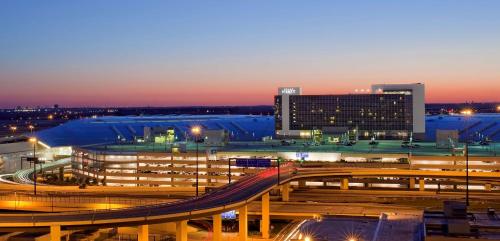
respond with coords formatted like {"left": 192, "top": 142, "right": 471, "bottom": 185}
{"left": 275, "top": 83, "right": 425, "bottom": 140}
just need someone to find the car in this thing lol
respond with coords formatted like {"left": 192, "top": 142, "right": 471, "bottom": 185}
{"left": 480, "top": 140, "right": 490, "bottom": 146}
{"left": 343, "top": 140, "right": 356, "bottom": 146}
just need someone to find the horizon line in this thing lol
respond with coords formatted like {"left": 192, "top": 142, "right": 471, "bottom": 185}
{"left": 2, "top": 101, "right": 499, "bottom": 110}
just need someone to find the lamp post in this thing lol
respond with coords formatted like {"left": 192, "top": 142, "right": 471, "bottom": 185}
{"left": 28, "top": 125, "right": 35, "bottom": 134}
{"left": 228, "top": 158, "right": 232, "bottom": 184}
{"left": 277, "top": 157, "right": 281, "bottom": 185}
{"left": 9, "top": 126, "right": 17, "bottom": 137}
{"left": 191, "top": 126, "right": 202, "bottom": 197}
{"left": 29, "top": 137, "right": 37, "bottom": 195}
{"left": 462, "top": 109, "right": 473, "bottom": 206}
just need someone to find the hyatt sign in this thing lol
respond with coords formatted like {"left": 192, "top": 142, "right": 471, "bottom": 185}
{"left": 278, "top": 87, "right": 301, "bottom": 95}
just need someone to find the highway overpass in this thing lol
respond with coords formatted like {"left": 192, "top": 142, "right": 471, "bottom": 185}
{"left": 0, "top": 164, "right": 500, "bottom": 241}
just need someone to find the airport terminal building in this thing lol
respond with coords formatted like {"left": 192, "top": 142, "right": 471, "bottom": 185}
{"left": 2, "top": 108, "right": 499, "bottom": 188}
{"left": 274, "top": 83, "right": 425, "bottom": 140}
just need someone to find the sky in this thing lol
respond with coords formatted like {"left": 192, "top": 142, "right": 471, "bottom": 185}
{"left": 1, "top": 0, "right": 499, "bottom": 108}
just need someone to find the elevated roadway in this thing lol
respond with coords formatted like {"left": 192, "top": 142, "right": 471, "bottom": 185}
{"left": 12, "top": 158, "right": 70, "bottom": 185}
{"left": 0, "top": 165, "right": 499, "bottom": 241}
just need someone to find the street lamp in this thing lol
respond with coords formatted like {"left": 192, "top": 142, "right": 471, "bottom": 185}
{"left": 191, "top": 126, "right": 202, "bottom": 196}
{"left": 277, "top": 157, "right": 282, "bottom": 185}
{"left": 9, "top": 126, "right": 17, "bottom": 136}
{"left": 462, "top": 109, "right": 473, "bottom": 206}
{"left": 28, "top": 125, "right": 35, "bottom": 134}
{"left": 29, "top": 137, "right": 38, "bottom": 195}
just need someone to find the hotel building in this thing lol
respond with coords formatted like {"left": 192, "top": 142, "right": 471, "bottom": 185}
{"left": 274, "top": 83, "right": 425, "bottom": 140}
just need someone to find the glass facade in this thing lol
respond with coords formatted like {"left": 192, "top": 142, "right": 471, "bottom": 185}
{"left": 276, "top": 93, "right": 413, "bottom": 139}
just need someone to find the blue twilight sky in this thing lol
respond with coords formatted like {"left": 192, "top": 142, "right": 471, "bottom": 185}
{"left": 1, "top": 0, "right": 499, "bottom": 107}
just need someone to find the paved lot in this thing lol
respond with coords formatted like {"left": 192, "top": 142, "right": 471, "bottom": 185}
{"left": 100, "top": 140, "right": 500, "bottom": 157}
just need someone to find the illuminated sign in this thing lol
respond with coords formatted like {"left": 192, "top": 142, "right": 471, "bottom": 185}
{"left": 296, "top": 152, "right": 309, "bottom": 159}
{"left": 235, "top": 158, "right": 271, "bottom": 167}
{"left": 278, "top": 87, "right": 301, "bottom": 95}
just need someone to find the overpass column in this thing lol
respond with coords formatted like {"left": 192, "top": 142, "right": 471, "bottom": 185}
{"left": 50, "top": 225, "right": 61, "bottom": 241}
{"left": 213, "top": 214, "right": 222, "bottom": 241}
{"left": 340, "top": 178, "right": 349, "bottom": 190}
{"left": 409, "top": 178, "right": 415, "bottom": 189}
{"left": 137, "top": 224, "right": 148, "bottom": 241}
{"left": 281, "top": 183, "right": 290, "bottom": 202}
{"left": 419, "top": 179, "right": 425, "bottom": 191}
{"left": 176, "top": 220, "right": 188, "bottom": 241}
{"left": 239, "top": 205, "right": 248, "bottom": 241}
{"left": 261, "top": 192, "right": 270, "bottom": 239}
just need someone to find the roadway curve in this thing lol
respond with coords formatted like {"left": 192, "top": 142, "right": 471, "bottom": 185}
{"left": 0, "top": 174, "right": 18, "bottom": 185}
{"left": 0, "top": 165, "right": 499, "bottom": 230}
{"left": 12, "top": 158, "right": 71, "bottom": 185}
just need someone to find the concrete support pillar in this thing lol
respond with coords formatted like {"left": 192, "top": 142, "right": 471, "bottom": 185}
{"left": 340, "top": 178, "right": 349, "bottom": 190}
{"left": 485, "top": 183, "right": 492, "bottom": 192}
{"left": 323, "top": 181, "right": 327, "bottom": 187}
{"left": 419, "top": 179, "right": 425, "bottom": 191}
{"left": 239, "top": 205, "right": 248, "bottom": 241}
{"left": 409, "top": 178, "right": 415, "bottom": 189}
{"left": 137, "top": 224, "right": 148, "bottom": 241}
{"left": 298, "top": 180, "right": 306, "bottom": 188}
{"left": 281, "top": 183, "right": 290, "bottom": 202}
{"left": 176, "top": 220, "right": 188, "bottom": 241}
{"left": 213, "top": 214, "right": 222, "bottom": 241}
{"left": 50, "top": 225, "right": 61, "bottom": 241}
{"left": 261, "top": 192, "right": 270, "bottom": 239}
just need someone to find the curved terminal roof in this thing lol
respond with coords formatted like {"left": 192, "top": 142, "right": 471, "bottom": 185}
{"left": 34, "top": 115, "right": 275, "bottom": 147}
{"left": 425, "top": 114, "right": 499, "bottom": 141}
{"left": 33, "top": 114, "right": 499, "bottom": 148}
